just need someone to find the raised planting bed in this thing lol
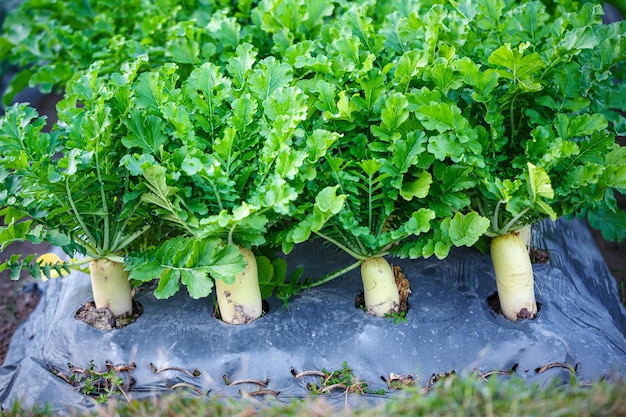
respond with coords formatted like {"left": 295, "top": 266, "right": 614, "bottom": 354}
{"left": 0, "top": 218, "right": 624, "bottom": 411}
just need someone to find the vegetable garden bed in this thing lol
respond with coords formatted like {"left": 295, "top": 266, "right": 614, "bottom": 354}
{"left": 1, "top": 218, "right": 624, "bottom": 412}
{"left": 1, "top": 0, "right": 626, "bottom": 413}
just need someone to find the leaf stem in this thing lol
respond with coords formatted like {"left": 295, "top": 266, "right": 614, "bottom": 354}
{"left": 306, "top": 259, "right": 363, "bottom": 289}
{"left": 207, "top": 177, "right": 224, "bottom": 212}
{"left": 493, "top": 200, "right": 502, "bottom": 234}
{"left": 94, "top": 142, "right": 110, "bottom": 252}
{"left": 109, "top": 199, "right": 140, "bottom": 251}
{"left": 66, "top": 176, "right": 99, "bottom": 252}
{"left": 111, "top": 224, "right": 151, "bottom": 253}
{"left": 313, "top": 231, "right": 365, "bottom": 261}
{"left": 367, "top": 172, "right": 374, "bottom": 233}
{"left": 500, "top": 207, "right": 530, "bottom": 235}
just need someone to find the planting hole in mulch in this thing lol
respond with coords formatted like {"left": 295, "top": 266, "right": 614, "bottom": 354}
{"left": 486, "top": 291, "right": 542, "bottom": 320}
{"left": 355, "top": 265, "right": 411, "bottom": 317}
{"left": 530, "top": 247, "right": 551, "bottom": 264}
{"left": 75, "top": 300, "right": 143, "bottom": 330}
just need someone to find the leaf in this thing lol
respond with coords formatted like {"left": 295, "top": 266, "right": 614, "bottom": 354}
{"left": 182, "top": 155, "right": 203, "bottom": 176}
{"left": 392, "top": 131, "right": 429, "bottom": 174}
{"left": 526, "top": 162, "right": 554, "bottom": 201}
{"left": 587, "top": 207, "right": 626, "bottom": 242}
{"left": 555, "top": 113, "right": 608, "bottom": 140}
{"left": 355, "top": 71, "right": 387, "bottom": 113}
{"left": 403, "top": 208, "right": 436, "bottom": 236}
{"left": 249, "top": 57, "right": 293, "bottom": 101}
{"left": 202, "top": 242, "right": 248, "bottom": 279}
{"left": 400, "top": 171, "right": 432, "bottom": 200}
{"left": 122, "top": 109, "right": 167, "bottom": 154}
{"left": 559, "top": 26, "right": 599, "bottom": 52}
{"left": 142, "top": 165, "right": 179, "bottom": 207}
{"left": 380, "top": 92, "right": 409, "bottom": 132}
{"left": 181, "top": 269, "right": 214, "bottom": 299}
{"left": 256, "top": 255, "right": 275, "bottom": 300}
{"left": 448, "top": 212, "right": 490, "bottom": 247}
{"left": 288, "top": 186, "right": 346, "bottom": 244}
{"left": 306, "top": 129, "right": 340, "bottom": 162}
{"left": 488, "top": 43, "right": 546, "bottom": 83}
{"left": 329, "top": 91, "right": 358, "bottom": 123}
{"left": 154, "top": 269, "right": 181, "bottom": 299}
{"left": 126, "top": 259, "right": 165, "bottom": 283}
{"left": 427, "top": 133, "right": 466, "bottom": 162}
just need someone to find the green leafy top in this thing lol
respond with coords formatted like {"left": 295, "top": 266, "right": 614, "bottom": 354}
{"left": 274, "top": 2, "right": 492, "bottom": 269}
{"left": 0, "top": 61, "right": 154, "bottom": 279}
{"left": 0, "top": 0, "right": 255, "bottom": 106}
{"left": 458, "top": 1, "right": 626, "bottom": 240}
{"left": 352, "top": 0, "right": 626, "bottom": 242}
{"left": 118, "top": 49, "right": 341, "bottom": 298}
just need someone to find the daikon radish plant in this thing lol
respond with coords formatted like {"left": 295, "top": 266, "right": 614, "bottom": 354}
{"left": 473, "top": 163, "right": 559, "bottom": 321}
{"left": 0, "top": 62, "right": 154, "bottom": 319}
{"left": 275, "top": 0, "right": 625, "bottom": 322}
{"left": 275, "top": 3, "right": 491, "bottom": 318}
{"left": 120, "top": 52, "right": 341, "bottom": 324}
{"left": 0, "top": 60, "right": 245, "bottom": 322}
{"left": 328, "top": 0, "right": 625, "bottom": 322}
{"left": 449, "top": 1, "right": 626, "bottom": 320}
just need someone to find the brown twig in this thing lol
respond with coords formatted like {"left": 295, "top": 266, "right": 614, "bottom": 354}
{"left": 291, "top": 368, "right": 326, "bottom": 378}
{"left": 222, "top": 374, "right": 269, "bottom": 387}
{"left": 168, "top": 382, "right": 207, "bottom": 396}
{"left": 239, "top": 389, "right": 280, "bottom": 397}
{"left": 150, "top": 362, "right": 201, "bottom": 378}
{"left": 535, "top": 362, "right": 578, "bottom": 374}
{"left": 319, "top": 383, "right": 347, "bottom": 394}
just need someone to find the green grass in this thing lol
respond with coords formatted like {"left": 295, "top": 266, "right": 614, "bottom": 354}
{"left": 2, "top": 374, "right": 625, "bottom": 417}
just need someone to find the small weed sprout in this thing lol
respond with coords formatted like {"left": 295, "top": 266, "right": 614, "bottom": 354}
{"left": 384, "top": 311, "right": 407, "bottom": 324}
{"left": 52, "top": 361, "right": 135, "bottom": 403}
{"left": 307, "top": 361, "right": 384, "bottom": 395}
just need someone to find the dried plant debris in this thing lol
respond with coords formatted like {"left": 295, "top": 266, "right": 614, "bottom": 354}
{"left": 529, "top": 247, "right": 551, "bottom": 264}
{"left": 393, "top": 265, "right": 411, "bottom": 314}
{"left": 50, "top": 361, "right": 135, "bottom": 403}
{"left": 239, "top": 389, "right": 281, "bottom": 398}
{"left": 294, "top": 362, "right": 385, "bottom": 396}
{"left": 535, "top": 362, "right": 579, "bottom": 375}
{"left": 470, "top": 364, "right": 519, "bottom": 382}
{"left": 150, "top": 363, "right": 201, "bottom": 378}
{"left": 222, "top": 374, "right": 270, "bottom": 387}
{"left": 222, "top": 374, "right": 277, "bottom": 397}
{"left": 381, "top": 373, "right": 416, "bottom": 390}
{"left": 167, "top": 382, "right": 209, "bottom": 396}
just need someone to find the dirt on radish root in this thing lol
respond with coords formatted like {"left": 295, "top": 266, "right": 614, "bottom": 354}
{"left": 75, "top": 301, "right": 143, "bottom": 330}
{"left": 355, "top": 264, "right": 411, "bottom": 315}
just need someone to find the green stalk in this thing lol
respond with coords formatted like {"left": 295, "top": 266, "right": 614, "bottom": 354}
{"left": 110, "top": 225, "right": 151, "bottom": 253}
{"left": 306, "top": 259, "right": 363, "bottom": 289}
{"left": 500, "top": 207, "right": 530, "bottom": 235}
{"left": 313, "top": 231, "right": 365, "bottom": 261}
{"left": 66, "top": 177, "right": 99, "bottom": 251}
{"left": 367, "top": 172, "right": 374, "bottom": 233}
{"left": 492, "top": 200, "right": 502, "bottom": 234}
{"left": 108, "top": 200, "right": 141, "bottom": 251}
{"left": 94, "top": 142, "right": 110, "bottom": 252}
